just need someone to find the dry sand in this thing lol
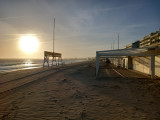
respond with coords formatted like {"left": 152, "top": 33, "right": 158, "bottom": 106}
{"left": 0, "top": 61, "right": 160, "bottom": 120}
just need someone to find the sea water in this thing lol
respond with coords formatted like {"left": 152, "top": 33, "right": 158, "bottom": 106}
{"left": 0, "top": 58, "right": 87, "bottom": 73}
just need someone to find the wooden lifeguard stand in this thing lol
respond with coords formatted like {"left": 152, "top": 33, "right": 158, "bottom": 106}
{"left": 43, "top": 18, "right": 63, "bottom": 67}
{"left": 43, "top": 51, "right": 62, "bottom": 67}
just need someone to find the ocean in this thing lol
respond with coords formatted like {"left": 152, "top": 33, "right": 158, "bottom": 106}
{"left": 0, "top": 58, "right": 88, "bottom": 73}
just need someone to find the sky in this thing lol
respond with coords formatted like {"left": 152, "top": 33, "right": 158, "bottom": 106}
{"left": 0, "top": 0, "right": 160, "bottom": 59}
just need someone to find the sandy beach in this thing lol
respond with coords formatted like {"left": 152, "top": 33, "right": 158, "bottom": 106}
{"left": 0, "top": 61, "right": 160, "bottom": 120}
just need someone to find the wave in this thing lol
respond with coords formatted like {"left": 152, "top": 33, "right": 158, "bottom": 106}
{"left": 0, "top": 58, "right": 87, "bottom": 73}
{"left": 0, "top": 62, "right": 37, "bottom": 67}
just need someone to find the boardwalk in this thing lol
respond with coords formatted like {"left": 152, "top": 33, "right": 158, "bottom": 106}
{"left": 0, "top": 61, "right": 160, "bottom": 120}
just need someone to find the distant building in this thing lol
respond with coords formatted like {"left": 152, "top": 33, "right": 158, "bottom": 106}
{"left": 126, "top": 40, "right": 140, "bottom": 48}
{"left": 126, "top": 43, "right": 132, "bottom": 49}
{"left": 140, "top": 29, "right": 160, "bottom": 47}
{"left": 151, "top": 30, "right": 160, "bottom": 46}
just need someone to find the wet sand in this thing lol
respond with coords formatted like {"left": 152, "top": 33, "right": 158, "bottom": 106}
{"left": 0, "top": 61, "right": 160, "bottom": 120}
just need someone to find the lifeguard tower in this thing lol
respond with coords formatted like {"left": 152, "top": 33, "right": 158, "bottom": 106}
{"left": 43, "top": 51, "right": 62, "bottom": 67}
{"left": 43, "top": 18, "right": 63, "bottom": 67}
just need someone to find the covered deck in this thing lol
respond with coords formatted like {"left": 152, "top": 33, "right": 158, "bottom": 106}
{"left": 96, "top": 46, "right": 160, "bottom": 79}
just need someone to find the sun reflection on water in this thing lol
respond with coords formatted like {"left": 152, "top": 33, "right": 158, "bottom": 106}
{"left": 25, "top": 60, "right": 32, "bottom": 66}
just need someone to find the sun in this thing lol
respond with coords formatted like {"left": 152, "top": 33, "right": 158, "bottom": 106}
{"left": 19, "top": 35, "right": 39, "bottom": 53}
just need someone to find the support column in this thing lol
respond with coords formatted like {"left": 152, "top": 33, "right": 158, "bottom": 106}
{"left": 53, "top": 57, "right": 57, "bottom": 66}
{"left": 58, "top": 57, "right": 59, "bottom": 66}
{"left": 47, "top": 56, "right": 49, "bottom": 67}
{"left": 128, "top": 56, "right": 133, "bottom": 69}
{"left": 61, "top": 57, "right": 63, "bottom": 66}
{"left": 43, "top": 56, "right": 49, "bottom": 68}
{"left": 43, "top": 56, "right": 46, "bottom": 68}
{"left": 96, "top": 52, "right": 100, "bottom": 77}
{"left": 151, "top": 55, "right": 155, "bottom": 79}
{"left": 52, "top": 57, "right": 54, "bottom": 66}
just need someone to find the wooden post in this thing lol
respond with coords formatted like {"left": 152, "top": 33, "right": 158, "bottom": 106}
{"left": 55, "top": 57, "right": 57, "bottom": 66}
{"left": 47, "top": 56, "right": 49, "bottom": 67}
{"left": 151, "top": 55, "right": 155, "bottom": 79}
{"left": 96, "top": 52, "right": 100, "bottom": 77}
{"left": 43, "top": 52, "right": 49, "bottom": 68}
{"left": 52, "top": 57, "right": 53, "bottom": 66}
{"left": 58, "top": 57, "right": 59, "bottom": 66}
{"left": 43, "top": 56, "right": 45, "bottom": 68}
{"left": 61, "top": 57, "right": 63, "bottom": 66}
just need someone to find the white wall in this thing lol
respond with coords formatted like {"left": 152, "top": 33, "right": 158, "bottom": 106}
{"left": 155, "top": 55, "right": 160, "bottom": 77}
{"left": 110, "top": 55, "right": 160, "bottom": 77}
{"left": 131, "top": 56, "right": 160, "bottom": 77}
{"left": 124, "top": 58, "right": 128, "bottom": 68}
{"left": 132, "top": 56, "right": 150, "bottom": 74}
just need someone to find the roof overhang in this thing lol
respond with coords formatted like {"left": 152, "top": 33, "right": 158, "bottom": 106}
{"left": 96, "top": 46, "right": 160, "bottom": 57}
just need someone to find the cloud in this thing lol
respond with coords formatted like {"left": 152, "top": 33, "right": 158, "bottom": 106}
{"left": 0, "top": 16, "right": 26, "bottom": 20}
{"left": 0, "top": 21, "right": 18, "bottom": 36}
{"left": 127, "top": 24, "right": 145, "bottom": 28}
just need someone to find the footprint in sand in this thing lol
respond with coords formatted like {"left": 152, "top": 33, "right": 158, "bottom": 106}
{"left": 80, "top": 110, "right": 87, "bottom": 119}
{"left": 110, "top": 85, "right": 122, "bottom": 89}
{"left": 59, "top": 78, "right": 71, "bottom": 84}
{"left": 71, "top": 90, "right": 86, "bottom": 99}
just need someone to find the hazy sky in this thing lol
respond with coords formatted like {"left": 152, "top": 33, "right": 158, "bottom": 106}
{"left": 0, "top": 0, "right": 160, "bottom": 58}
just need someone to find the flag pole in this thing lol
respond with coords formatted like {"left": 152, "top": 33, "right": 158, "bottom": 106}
{"left": 53, "top": 18, "right": 55, "bottom": 53}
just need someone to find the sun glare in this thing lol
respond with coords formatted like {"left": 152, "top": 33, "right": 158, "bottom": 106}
{"left": 20, "top": 35, "right": 39, "bottom": 53}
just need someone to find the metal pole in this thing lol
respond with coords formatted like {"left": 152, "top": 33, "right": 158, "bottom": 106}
{"left": 53, "top": 18, "right": 55, "bottom": 53}
{"left": 118, "top": 33, "right": 119, "bottom": 49}
{"left": 111, "top": 43, "right": 112, "bottom": 50}
{"left": 113, "top": 40, "right": 114, "bottom": 50}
